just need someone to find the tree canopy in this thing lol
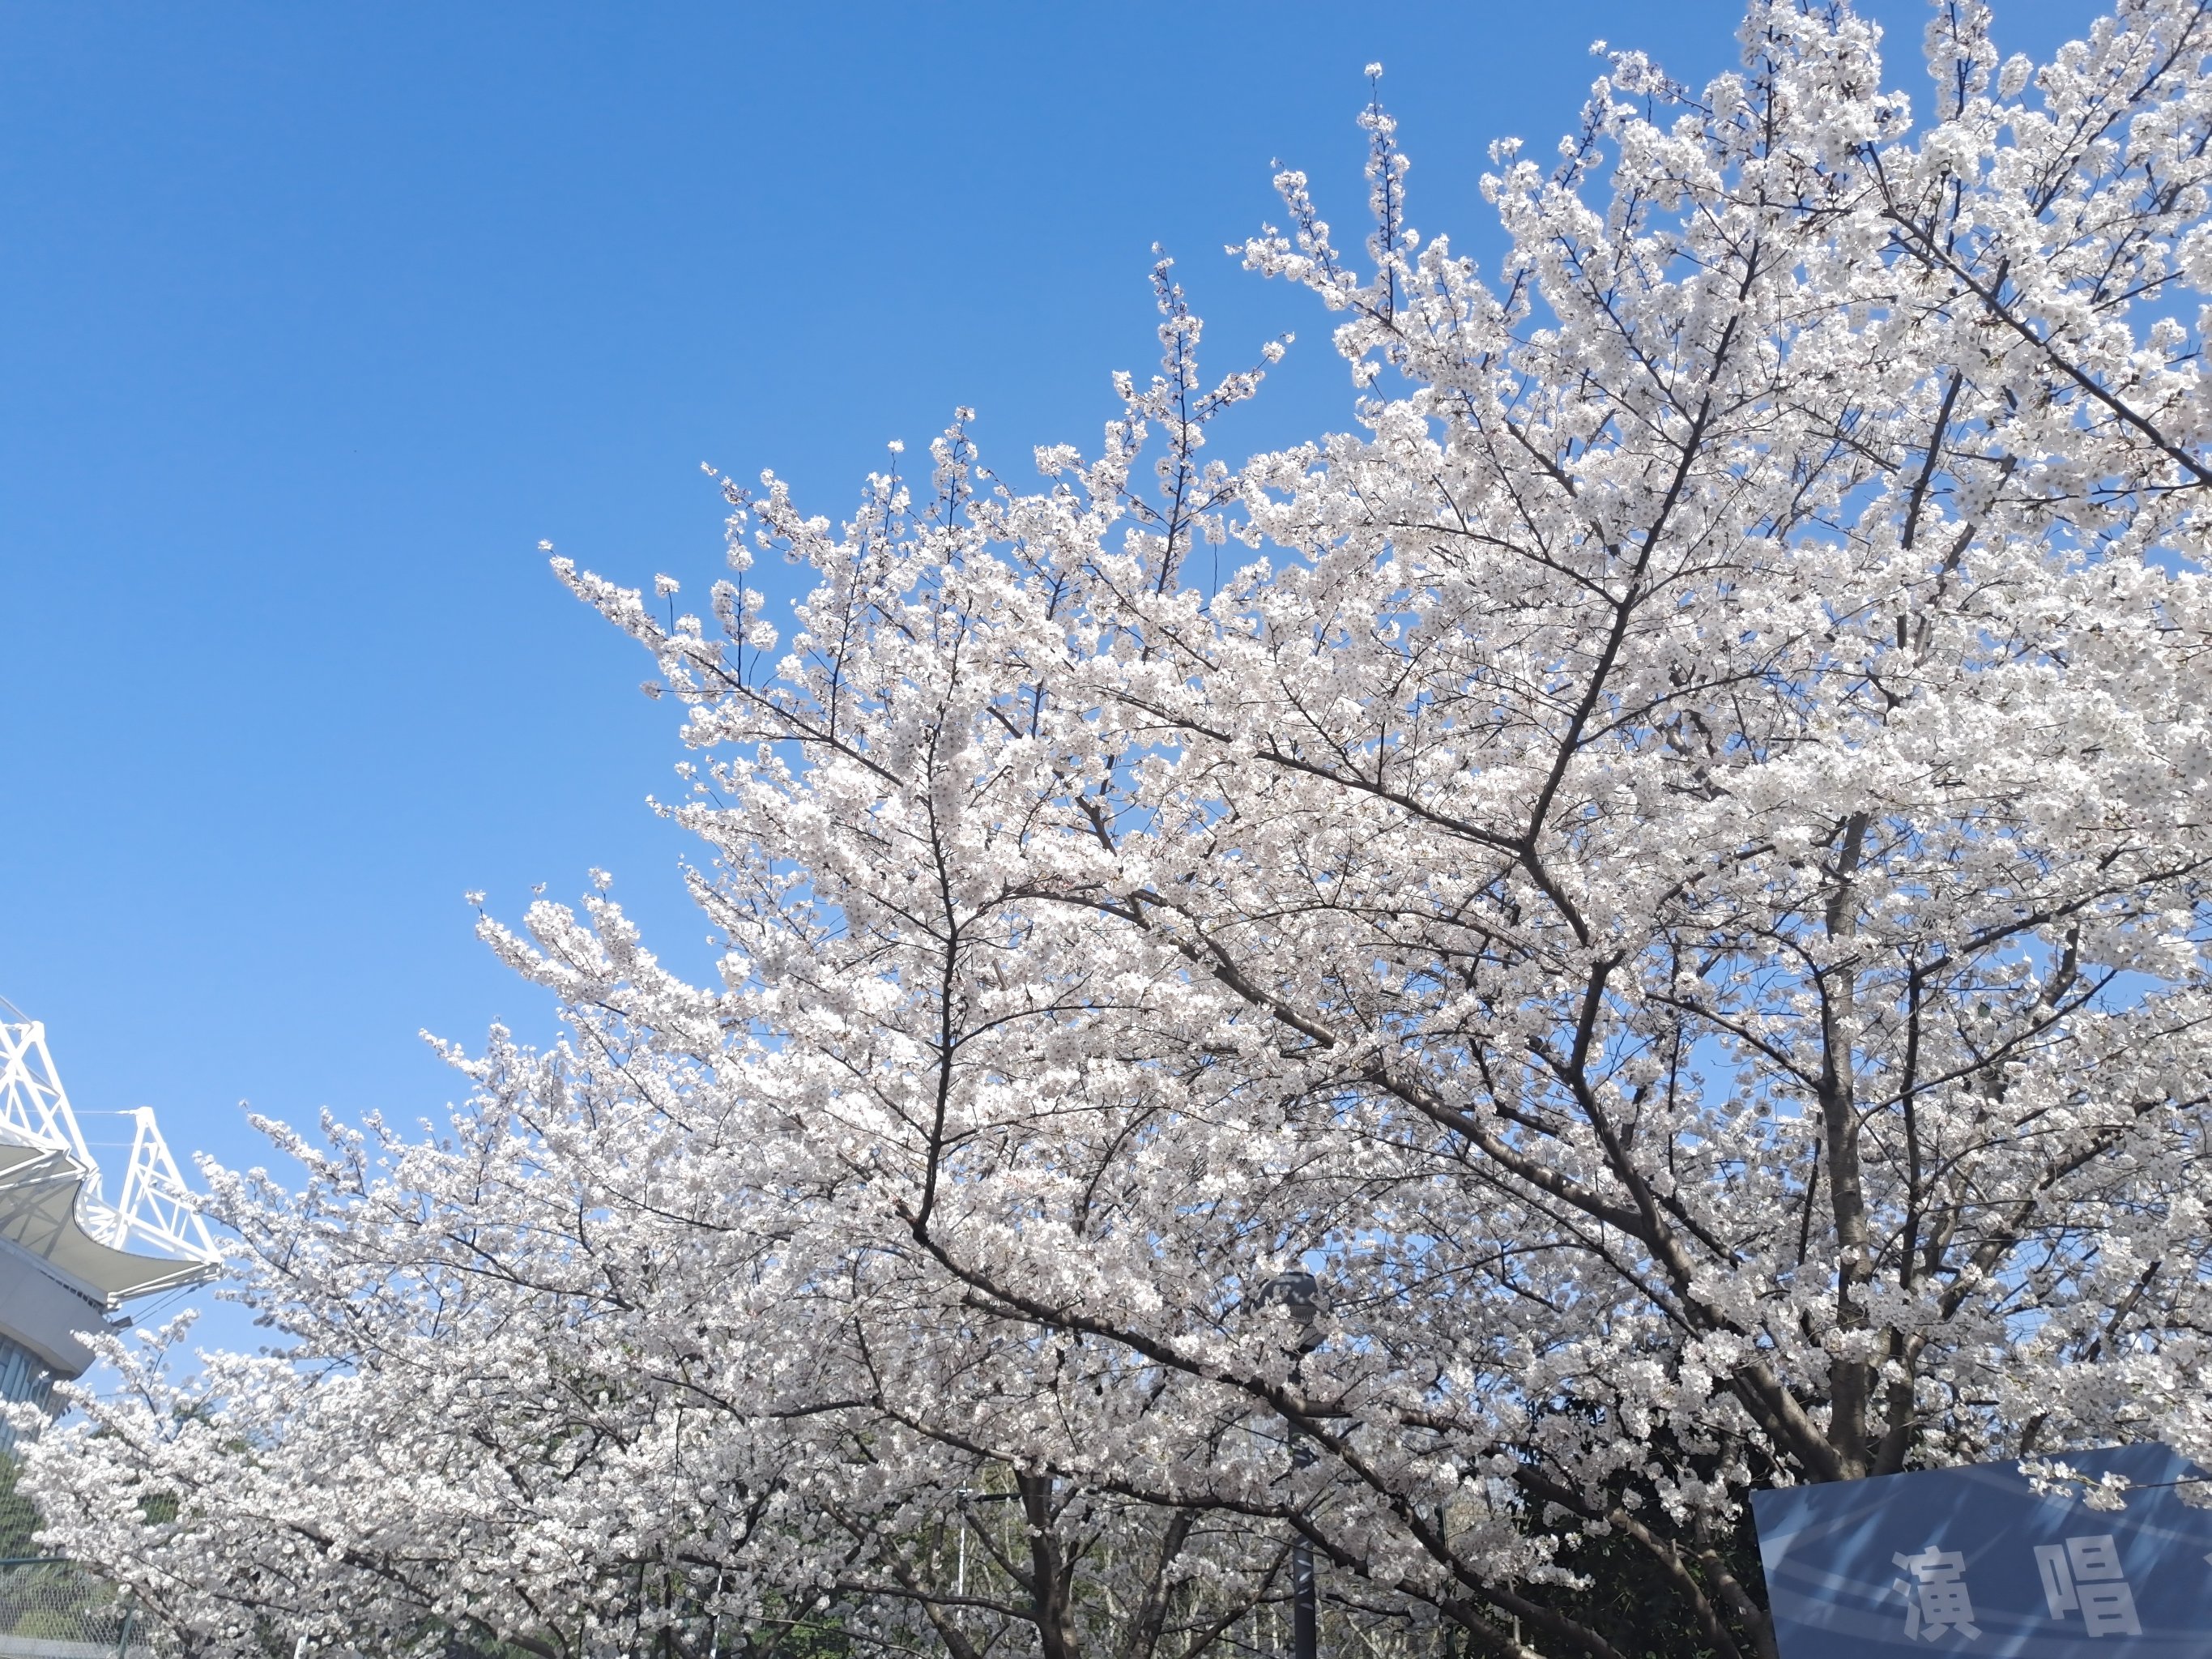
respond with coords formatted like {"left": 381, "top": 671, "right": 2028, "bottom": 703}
{"left": 24, "top": 4, "right": 2212, "bottom": 1657}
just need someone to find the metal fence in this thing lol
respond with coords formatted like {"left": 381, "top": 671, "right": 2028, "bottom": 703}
{"left": 0, "top": 1560, "right": 174, "bottom": 1659}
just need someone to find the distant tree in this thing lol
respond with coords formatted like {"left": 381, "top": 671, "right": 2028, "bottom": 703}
{"left": 0, "top": 1449, "right": 43, "bottom": 1560}
{"left": 24, "top": 3, "right": 2212, "bottom": 1657}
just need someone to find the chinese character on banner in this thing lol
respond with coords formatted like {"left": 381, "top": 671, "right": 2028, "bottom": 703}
{"left": 1891, "top": 1546, "right": 1983, "bottom": 1641}
{"left": 2033, "top": 1534, "right": 2143, "bottom": 1638}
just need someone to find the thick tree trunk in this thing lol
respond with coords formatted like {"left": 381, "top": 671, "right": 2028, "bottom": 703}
{"left": 1018, "top": 1473, "right": 1083, "bottom": 1659}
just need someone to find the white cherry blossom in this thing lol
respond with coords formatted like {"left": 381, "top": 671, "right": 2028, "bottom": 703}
{"left": 25, "top": 5, "right": 2212, "bottom": 1658}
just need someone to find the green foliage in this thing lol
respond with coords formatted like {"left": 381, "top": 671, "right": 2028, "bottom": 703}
{"left": 734, "top": 1597, "right": 853, "bottom": 1659}
{"left": 1501, "top": 1413, "right": 1773, "bottom": 1659}
{"left": 1536, "top": 1515, "right": 1766, "bottom": 1659}
{"left": 0, "top": 1450, "right": 42, "bottom": 1560}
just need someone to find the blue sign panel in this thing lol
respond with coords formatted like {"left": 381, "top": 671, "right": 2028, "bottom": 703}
{"left": 1754, "top": 1444, "right": 2212, "bottom": 1657}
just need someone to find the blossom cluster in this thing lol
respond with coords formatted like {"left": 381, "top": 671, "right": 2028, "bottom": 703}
{"left": 23, "top": 5, "right": 2212, "bottom": 1657}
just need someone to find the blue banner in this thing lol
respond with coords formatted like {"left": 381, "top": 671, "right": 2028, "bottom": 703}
{"left": 1753, "top": 1444, "right": 2212, "bottom": 1657}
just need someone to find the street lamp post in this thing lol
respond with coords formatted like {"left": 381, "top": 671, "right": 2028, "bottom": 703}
{"left": 1259, "top": 1270, "right": 1325, "bottom": 1659}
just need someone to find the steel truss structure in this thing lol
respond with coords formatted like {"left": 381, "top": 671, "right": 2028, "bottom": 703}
{"left": 0, "top": 1000, "right": 219, "bottom": 1401}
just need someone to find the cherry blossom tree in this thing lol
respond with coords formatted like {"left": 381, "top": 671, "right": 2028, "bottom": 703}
{"left": 23, "top": 2, "right": 2212, "bottom": 1657}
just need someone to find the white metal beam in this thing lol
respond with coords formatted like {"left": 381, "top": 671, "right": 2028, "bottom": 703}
{"left": 0, "top": 1009, "right": 219, "bottom": 1303}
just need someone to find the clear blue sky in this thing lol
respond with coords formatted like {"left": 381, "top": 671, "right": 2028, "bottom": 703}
{"left": 1, "top": 1, "right": 2095, "bottom": 1344}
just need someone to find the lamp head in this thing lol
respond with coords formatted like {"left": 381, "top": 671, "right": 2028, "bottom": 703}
{"left": 1257, "top": 1269, "right": 1326, "bottom": 1354}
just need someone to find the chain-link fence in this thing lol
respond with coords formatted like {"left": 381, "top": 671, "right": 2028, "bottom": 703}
{"left": 0, "top": 1560, "right": 176, "bottom": 1659}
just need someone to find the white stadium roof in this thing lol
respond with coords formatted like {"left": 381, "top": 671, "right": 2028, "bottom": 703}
{"left": 0, "top": 1003, "right": 219, "bottom": 1308}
